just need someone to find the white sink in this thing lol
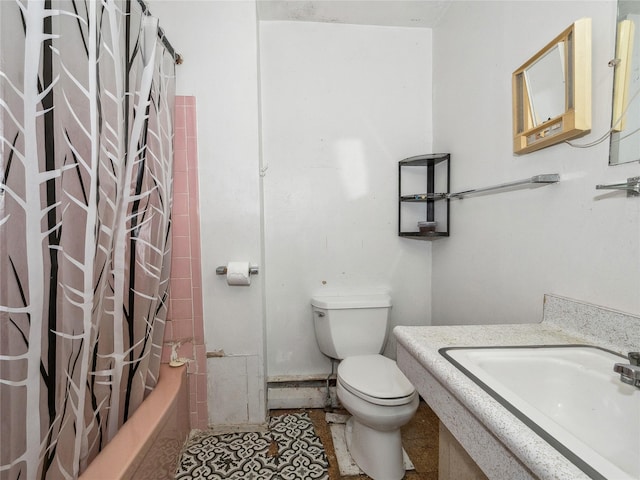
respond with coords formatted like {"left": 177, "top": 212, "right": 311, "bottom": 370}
{"left": 441, "top": 345, "right": 640, "bottom": 480}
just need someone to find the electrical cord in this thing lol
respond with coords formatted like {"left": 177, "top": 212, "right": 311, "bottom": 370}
{"left": 565, "top": 85, "right": 640, "bottom": 149}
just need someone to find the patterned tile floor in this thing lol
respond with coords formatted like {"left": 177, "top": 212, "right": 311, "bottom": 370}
{"left": 176, "top": 412, "right": 328, "bottom": 479}
{"left": 176, "top": 401, "right": 438, "bottom": 480}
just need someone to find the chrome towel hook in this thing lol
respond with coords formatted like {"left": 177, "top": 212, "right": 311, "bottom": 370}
{"left": 595, "top": 176, "right": 640, "bottom": 197}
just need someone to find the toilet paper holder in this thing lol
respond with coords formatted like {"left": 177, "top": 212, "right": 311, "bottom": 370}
{"left": 216, "top": 265, "right": 259, "bottom": 276}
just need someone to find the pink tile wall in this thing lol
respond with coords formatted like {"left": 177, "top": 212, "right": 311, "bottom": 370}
{"left": 162, "top": 96, "right": 208, "bottom": 430}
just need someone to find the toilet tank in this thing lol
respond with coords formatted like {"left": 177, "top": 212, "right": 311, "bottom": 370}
{"left": 311, "top": 294, "right": 392, "bottom": 360}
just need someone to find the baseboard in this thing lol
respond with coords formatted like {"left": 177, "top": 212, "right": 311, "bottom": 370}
{"left": 267, "top": 377, "right": 339, "bottom": 410}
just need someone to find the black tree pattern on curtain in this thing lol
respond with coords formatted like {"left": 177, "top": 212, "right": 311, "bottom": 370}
{"left": 0, "top": 1, "right": 176, "bottom": 478}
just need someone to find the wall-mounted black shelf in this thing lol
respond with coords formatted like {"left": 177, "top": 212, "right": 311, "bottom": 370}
{"left": 398, "top": 153, "right": 450, "bottom": 239}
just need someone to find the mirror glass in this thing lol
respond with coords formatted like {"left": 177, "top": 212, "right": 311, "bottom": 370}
{"left": 525, "top": 43, "right": 566, "bottom": 126}
{"left": 610, "top": 1, "right": 640, "bottom": 165}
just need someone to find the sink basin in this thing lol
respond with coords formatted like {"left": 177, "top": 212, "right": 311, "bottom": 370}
{"left": 440, "top": 345, "right": 640, "bottom": 480}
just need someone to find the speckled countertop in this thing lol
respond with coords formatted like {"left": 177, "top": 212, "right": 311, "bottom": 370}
{"left": 394, "top": 294, "right": 640, "bottom": 480}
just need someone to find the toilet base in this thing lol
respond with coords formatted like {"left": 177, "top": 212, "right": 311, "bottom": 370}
{"left": 345, "top": 416, "right": 405, "bottom": 480}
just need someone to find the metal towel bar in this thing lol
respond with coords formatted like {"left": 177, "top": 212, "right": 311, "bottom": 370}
{"left": 595, "top": 176, "right": 640, "bottom": 197}
{"left": 448, "top": 174, "right": 560, "bottom": 199}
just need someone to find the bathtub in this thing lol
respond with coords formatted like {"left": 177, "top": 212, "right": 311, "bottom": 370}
{"left": 79, "top": 364, "right": 190, "bottom": 480}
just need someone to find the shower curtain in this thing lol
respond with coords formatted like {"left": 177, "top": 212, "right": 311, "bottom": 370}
{"left": 0, "top": 1, "right": 175, "bottom": 478}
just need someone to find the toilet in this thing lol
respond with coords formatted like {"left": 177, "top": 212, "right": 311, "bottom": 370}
{"left": 311, "top": 294, "right": 419, "bottom": 480}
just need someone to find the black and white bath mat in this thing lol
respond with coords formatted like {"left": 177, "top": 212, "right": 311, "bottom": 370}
{"left": 175, "top": 412, "right": 328, "bottom": 480}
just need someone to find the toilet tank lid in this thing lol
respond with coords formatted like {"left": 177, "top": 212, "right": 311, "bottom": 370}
{"left": 311, "top": 294, "right": 391, "bottom": 309}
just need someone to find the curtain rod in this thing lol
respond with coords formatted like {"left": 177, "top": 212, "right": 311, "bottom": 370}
{"left": 136, "top": 0, "right": 182, "bottom": 65}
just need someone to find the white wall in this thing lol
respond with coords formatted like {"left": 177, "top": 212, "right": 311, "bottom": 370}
{"left": 259, "top": 21, "right": 433, "bottom": 378}
{"left": 150, "top": 0, "right": 640, "bottom": 425}
{"left": 431, "top": 1, "right": 640, "bottom": 325}
{"left": 150, "top": 0, "right": 267, "bottom": 426}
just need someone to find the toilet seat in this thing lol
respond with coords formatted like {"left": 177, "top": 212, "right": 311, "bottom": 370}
{"left": 338, "top": 354, "right": 416, "bottom": 407}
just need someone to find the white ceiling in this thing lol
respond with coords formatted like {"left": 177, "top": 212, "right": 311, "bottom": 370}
{"left": 256, "top": 0, "right": 452, "bottom": 28}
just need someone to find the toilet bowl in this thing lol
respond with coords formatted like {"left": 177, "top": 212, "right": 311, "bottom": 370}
{"left": 337, "top": 354, "right": 419, "bottom": 480}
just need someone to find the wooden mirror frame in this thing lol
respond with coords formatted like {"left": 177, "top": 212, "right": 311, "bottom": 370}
{"left": 512, "top": 18, "right": 592, "bottom": 155}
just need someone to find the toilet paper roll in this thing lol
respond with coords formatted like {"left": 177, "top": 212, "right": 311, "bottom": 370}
{"left": 226, "top": 261, "right": 251, "bottom": 286}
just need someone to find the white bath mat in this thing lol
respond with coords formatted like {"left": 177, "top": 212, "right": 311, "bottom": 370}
{"left": 326, "top": 413, "right": 414, "bottom": 476}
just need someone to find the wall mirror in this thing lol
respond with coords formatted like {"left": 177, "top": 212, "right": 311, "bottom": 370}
{"left": 512, "top": 18, "right": 592, "bottom": 155}
{"left": 610, "top": 1, "right": 640, "bottom": 165}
